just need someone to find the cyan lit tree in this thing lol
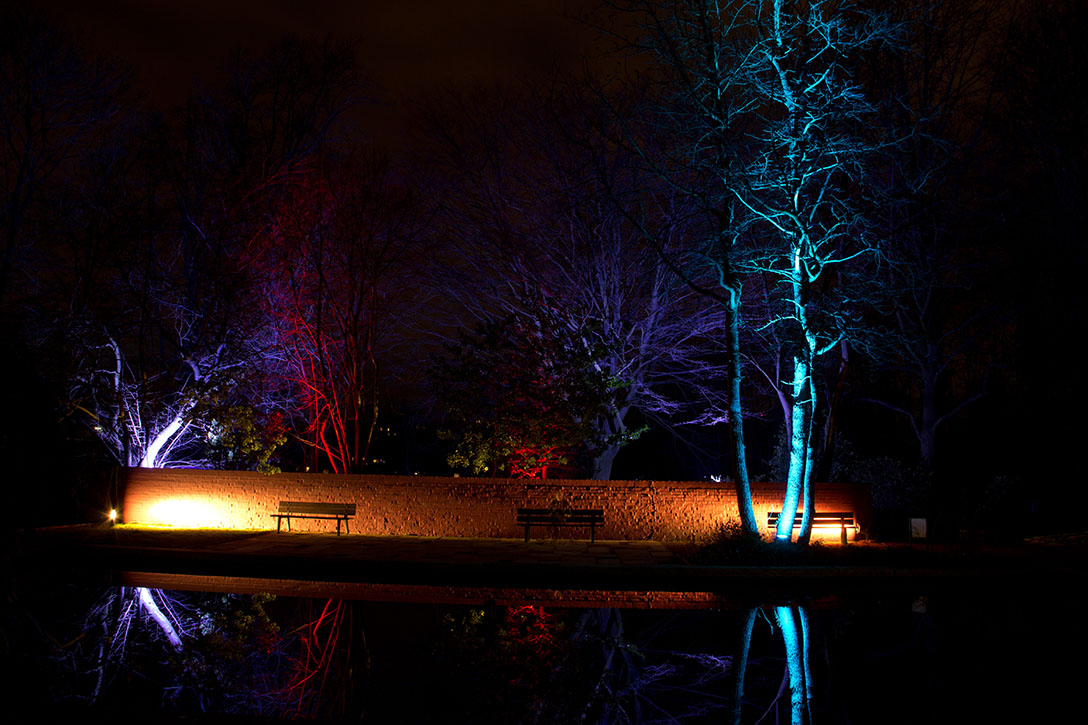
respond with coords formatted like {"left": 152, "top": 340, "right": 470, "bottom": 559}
{"left": 613, "top": 0, "right": 897, "bottom": 541}
{"left": 731, "top": 0, "right": 898, "bottom": 542}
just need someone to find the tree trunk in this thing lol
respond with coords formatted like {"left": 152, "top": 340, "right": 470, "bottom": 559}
{"left": 593, "top": 443, "right": 621, "bottom": 481}
{"left": 591, "top": 411, "right": 628, "bottom": 480}
{"left": 797, "top": 362, "right": 818, "bottom": 545}
{"left": 136, "top": 586, "right": 182, "bottom": 650}
{"left": 732, "top": 607, "right": 758, "bottom": 725}
{"left": 777, "top": 354, "right": 809, "bottom": 541}
{"left": 726, "top": 293, "right": 759, "bottom": 536}
{"left": 775, "top": 604, "right": 810, "bottom": 725}
{"left": 815, "top": 340, "right": 849, "bottom": 482}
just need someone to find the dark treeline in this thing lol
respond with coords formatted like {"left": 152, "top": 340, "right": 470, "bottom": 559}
{"left": 1, "top": 0, "right": 1082, "bottom": 538}
{"left": 2, "top": 2, "right": 1085, "bottom": 720}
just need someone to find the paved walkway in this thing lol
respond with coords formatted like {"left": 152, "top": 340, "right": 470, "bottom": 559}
{"left": 18, "top": 525, "right": 696, "bottom": 583}
{"left": 14, "top": 524, "right": 1075, "bottom": 608}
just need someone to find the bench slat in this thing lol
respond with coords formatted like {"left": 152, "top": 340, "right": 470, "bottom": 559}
{"left": 766, "top": 511, "right": 857, "bottom": 541}
{"left": 278, "top": 502, "right": 356, "bottom": 515}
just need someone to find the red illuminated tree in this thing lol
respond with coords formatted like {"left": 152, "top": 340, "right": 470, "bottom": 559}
{"left": 54, "top": 37, "right": 364, "bottom": 472}
{"left": 263, "top": 156, "right": 426, "bottom": 473}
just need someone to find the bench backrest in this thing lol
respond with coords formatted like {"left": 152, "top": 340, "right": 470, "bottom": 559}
{"left": 766, "top": 511, "right": 855, "bottom": 527}
{"left": 517, "top": 508, "right": 604, "bottom": 522}
{"left": 278, "top": 501, "right": 356, "bottom": 516}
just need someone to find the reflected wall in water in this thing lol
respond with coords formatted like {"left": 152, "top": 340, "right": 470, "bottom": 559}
{"left": 7, "top": 582, "right": 1081, "bottom": 722}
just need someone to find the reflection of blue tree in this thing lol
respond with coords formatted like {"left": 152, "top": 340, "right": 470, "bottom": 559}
{"left": 733, "top": 604, "right": 814, "bottom": 724}
{"left": 732, "top": 607, "right": 758, "bottom": 725}
{"left": 774, "top": 605, "right": 813, "bottom": 725}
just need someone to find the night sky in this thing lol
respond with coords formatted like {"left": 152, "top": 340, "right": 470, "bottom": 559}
{"left": 3, "top": 4, "right": 1088, "bottom": 719}
{"left": 5, "top": 0, "right": 1085, "bottom": 531}
{"left": 30, "top": 0, "right": 608, "bottom": 150}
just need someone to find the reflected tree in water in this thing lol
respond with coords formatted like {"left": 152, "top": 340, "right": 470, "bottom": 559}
{"left": 773, "top": 604, "right": 813, "bottom": 725}
{"left": 730, "top": 603, "right": 814, "bottom": 725}
{"left": 274, "top": 598, "right": 369, "bottom": 720}
{"left": 43, "top": 587, "right": 287, "bottom": 715}
{"left": 434, "top": 605, "right": 735, "bottom": 722}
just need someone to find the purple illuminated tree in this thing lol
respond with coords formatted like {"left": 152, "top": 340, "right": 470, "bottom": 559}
{"left": 431, "top": 310, "right": 630, "bottom": 478}
{"left": 41, "top": 38, "right": 363, "bottom": 703}
{"left": 56, "top": 38, "right": 363, "bottom": 471}
{"left": 428, "top": 89, "right": 733, "bottom": 479}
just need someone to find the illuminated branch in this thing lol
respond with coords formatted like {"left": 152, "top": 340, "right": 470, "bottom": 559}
{"left": 261, "top": 157, "right": 424, "bottom": 473}
{"left": 427, "top": 89, "right": 737, "bottom": 479}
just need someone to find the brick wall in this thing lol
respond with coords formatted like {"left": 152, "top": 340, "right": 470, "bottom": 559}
{"left": 120, "top": 468, "right": 870, "bottom": 542}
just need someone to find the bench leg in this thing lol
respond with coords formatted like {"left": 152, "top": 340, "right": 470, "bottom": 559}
{"left": 524, "top": 524, "right": 531, "bottom": 543}
{"left": 590, "top": 523, "right": 596, "bottom": 543}
{"left": 276, "top": 516, "right": 282, "bottom": 533}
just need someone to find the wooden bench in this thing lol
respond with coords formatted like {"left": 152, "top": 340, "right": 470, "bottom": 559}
{"left": 272, "top": 501, "right": 356, "bottom": 535}
{"left": 517, "top": 508, "right": 604, "bottom": 543}
{"left": 767, "top": 511, "right": 857, "bottom": 542}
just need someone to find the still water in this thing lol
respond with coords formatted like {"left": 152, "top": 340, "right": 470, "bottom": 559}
{"left": 10, "top": 583, "right": 1079, "bottom": 723}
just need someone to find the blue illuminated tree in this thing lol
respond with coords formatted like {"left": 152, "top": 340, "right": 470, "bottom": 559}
{"left": 612, "top": 0, "right": 897, "bottom": 542}
{"left": 55, "top": 38, "right": 364, "bottom": 471}
{"left": 727, "top": 0, "right": 897, "bottom": 542}
{"left": 33, "top": 37, "right": 365, "bottom": 706}
{"left": 600, "top": 0, "right": 761, "bottom": 532}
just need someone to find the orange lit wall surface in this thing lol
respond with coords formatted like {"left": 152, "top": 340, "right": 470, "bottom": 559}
{"left": 121, "top": 469, "right": 869, "bottom": 542}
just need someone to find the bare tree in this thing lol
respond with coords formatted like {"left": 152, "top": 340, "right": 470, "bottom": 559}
{"left": 55, "top": 38, "right": 364, "bottom": 472}
{"left": 262, "top": 155, "right": 426, "bottom": 473}
{"left": 859, "top": 0, "right": 1015, "bottom": 471}
{"left": 428, "top": 88, "right": 734, "bottom": 480}
{"left": 610, "top": 0, "right": 897, "bottom": 541}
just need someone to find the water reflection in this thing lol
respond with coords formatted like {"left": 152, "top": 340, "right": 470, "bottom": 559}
{"left": 9, "top": 583, "right": 1081, "bottom": 722}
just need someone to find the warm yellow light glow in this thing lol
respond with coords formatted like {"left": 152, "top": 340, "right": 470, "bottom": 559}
{"left": 108, "top": 509, "right": 117, "bottom": 521}
{"left": 809, "top": 524, "right": 860, "bottom": 542}
{"left": 147, "top": 498, "right": 222, "bottom": 528}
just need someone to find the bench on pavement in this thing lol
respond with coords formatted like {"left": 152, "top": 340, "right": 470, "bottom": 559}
{"left": 517, "top": 507, "right": 604, "bottom": 543}
{"left": 767, "top": 511, "right": 857, "bottom": 542}
{"left": 273, "top": 501, "right": 356, "bottom": 535}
